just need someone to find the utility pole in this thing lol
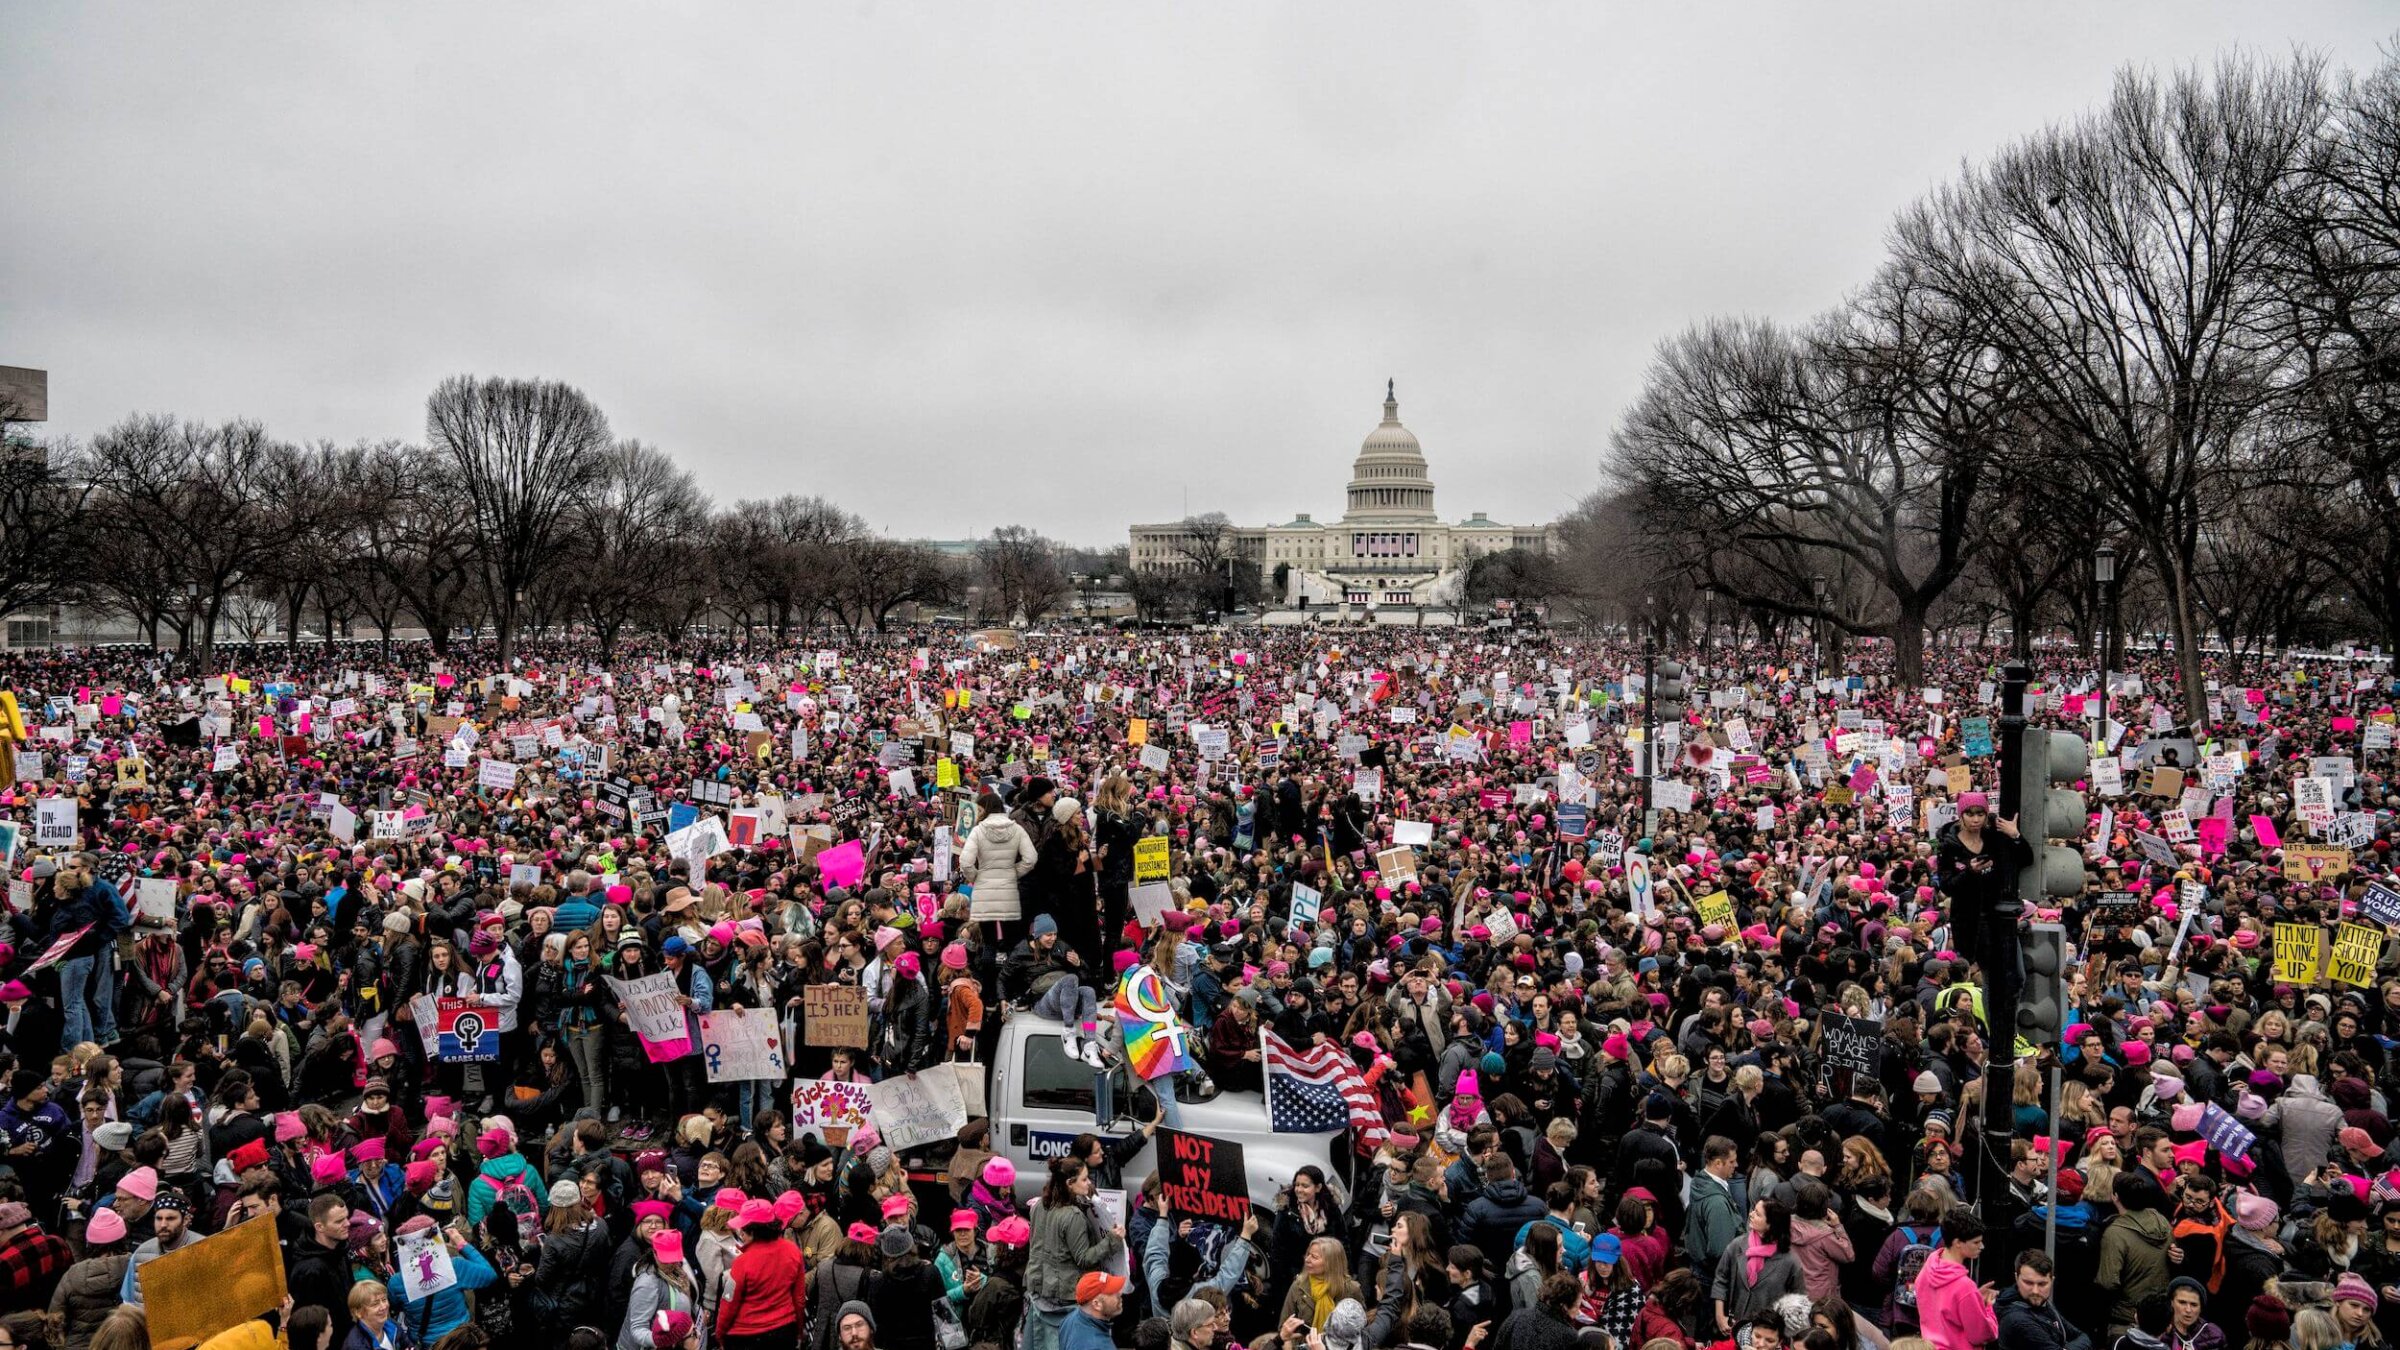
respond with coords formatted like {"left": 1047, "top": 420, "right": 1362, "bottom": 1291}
{"left": 1980, "top": 662, "right": 2032, "bottom": 1278}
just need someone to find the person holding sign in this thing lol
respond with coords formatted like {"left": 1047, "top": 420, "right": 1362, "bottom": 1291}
{"left": 1934, "top": 794, "right": 2029, "bottom": 982}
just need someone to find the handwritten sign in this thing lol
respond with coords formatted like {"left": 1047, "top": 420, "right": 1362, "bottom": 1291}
{"left": 397, "top": 1226, "right": 458, "bottom": 1303}
{"left": 608, "top": 973, "right": 694, "bottom": 1062}
{"left": 699, "top": 1008, "right": 787, "bottom": 1082}
{"left": 2331, "top": 923, "right": 2386, "bottom": 988}
{"left": 2285, "top": 846, "right": 2354, "bottom": 883}
{"left": 864, "top": 1068, "right": 971, "bottom": 1151}
{"left": 790, "top": 1078, "right": 874, "bottom": 1142}
{"left": 801, "top": 984, "right": 870, "bottom": 1048}
{"left": 1818, "top": 1013, "right": 1883, "bottom": 1098}
{"left": 1156, "top": 1127, "right": 1249, "bottom": 1223}
{"left": 2274, "top": 922, "right": 2327, "bottom": 986}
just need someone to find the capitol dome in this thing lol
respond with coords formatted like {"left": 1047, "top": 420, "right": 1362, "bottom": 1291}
{"left": 1346, "top": 380, "right": 1437, "bottom": 522}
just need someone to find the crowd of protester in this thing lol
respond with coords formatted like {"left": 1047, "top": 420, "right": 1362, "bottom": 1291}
{"left": 0, "top": 625, "right": 2379, "bottom": 1350}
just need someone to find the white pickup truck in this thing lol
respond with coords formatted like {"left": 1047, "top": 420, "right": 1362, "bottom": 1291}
{"left": 984, "top": 1011, "right": 1354, "bottom": 1212}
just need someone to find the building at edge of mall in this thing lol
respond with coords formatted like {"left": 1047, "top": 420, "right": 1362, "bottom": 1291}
{"left": 1127, "top": 382, "right": 1557, "bottom": 614}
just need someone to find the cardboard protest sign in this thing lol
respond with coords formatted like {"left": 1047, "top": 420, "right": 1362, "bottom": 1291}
{"left": 2331, "top": 923, "right": 2387, "bottom": 988}
{"left": 865, "top": 1068, "right": 971, "bottom": 1150}
{"left": 1819, "top": 1012, "right": 1883, "bottom": 1088}
{"left": 802, "top": 984, "right": 870, "bottom": 1047}
{"left": 397, "top": 1225, "right": 459, "bottom": 1303}
{"left": 699, "top": 1008, "right": 787, "bottom": 1082}
{"left": 2274, "top": 922, "right": 2326, "bottom": 986}
{"left": 1376, "top": 845, "right": 1418, "bottom": 886}
{"left": 1129, "top": 881, "right": 1175, "bottom": 928}
{"left": 608, "top": 973, "right": 694, "bottom": 1061}
{"left": 435, "top": 997, "right": 499, "bottom": 1062}
{"left": 1156, "top": 1127, "right": 1250, "bottom": 1223}
{"left": 791, "top": 1078, "right": 873, "bottom": 1143}
{"left": 2284, "top": 846, "right": 2353, "bottom": 883}
{"left": 140, "top": 1213, "right": 288, "bottom": 1350}
{"left": 1133, "top": 836, "right": 1170, "bottom": 884}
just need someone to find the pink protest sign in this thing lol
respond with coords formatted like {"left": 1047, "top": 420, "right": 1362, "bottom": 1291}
{"left": 817, "top": 839, "right": 866, "bottom": 889}
{"left": 2251, "top": 815, "right": 2282, "bottom": 849}
{"left": 2334, "top": 716, "right": 2358, "bottom": 732}
{"left": 2196, "top": 817, "right": 2228, "bottom": 856}
{"left": 26, "top": 925, "right": 93, "bottom": 974}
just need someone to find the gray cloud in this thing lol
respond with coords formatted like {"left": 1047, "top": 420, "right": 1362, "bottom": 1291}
{"left": 3, "top": 3, "right": 2393, "bottom": 544}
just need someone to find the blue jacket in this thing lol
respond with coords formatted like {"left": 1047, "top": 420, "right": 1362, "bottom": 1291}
{"left": 1059, "top": 1308, "right": 1117, "bottom": 1350}
{"left": 51, "top": 878, "right": 131, "bottom": 954}
{"left": 391, "top": 1241, "right": 496, "bottom": 1344}
{"left": 553, "top": 897, "right": 602, "bottom": 933}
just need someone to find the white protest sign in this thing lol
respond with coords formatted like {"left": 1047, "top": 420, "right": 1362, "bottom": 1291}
{"left": 865, "top": 1069, "right": 972, "bottom": 1151}
{"left": 397, "top": 1228, "right": 458, "bottom": 1303}
{"left": 1288, "top": 882, "right": 1322, "bottom": 934}
{"left": 33, "top": 797, "right": 75, "bottom": 846}
{"left": 211, "top": 745, "right": 239, "bottom": 773}
{"left": 476, "top": 758, "right": 519, "bottom": 791}
{"left": 135, "top": 876, "right": 178, "bottom": 925}
{"left": 698, "top": 1008, "right": 787, "bottom": 1082}
{"left": 606, "top": 973, "right": 691, "bottom": 1047}
{"left": 1392, "top": 819, "right": 1433, "bottom": 846}
{"left": 1129, "top": 881, "right": 1175, "bottom": 928}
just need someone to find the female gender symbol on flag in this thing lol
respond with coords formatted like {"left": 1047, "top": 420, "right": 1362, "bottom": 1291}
{"left": 1114, "top": 967, "right": 1195, "bottom": 1081}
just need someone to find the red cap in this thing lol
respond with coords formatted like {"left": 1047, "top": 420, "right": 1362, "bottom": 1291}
{"left": 1076, "top": 1271, "right": 1128, "bottom": 1304}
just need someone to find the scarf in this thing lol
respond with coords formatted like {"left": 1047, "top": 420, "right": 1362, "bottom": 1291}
{"left": 1306, "top": 1275, "right": 1336, "bottom": 1329}
{"left": 1745, "top": 1234, "right": 1778, "bottom": 1284}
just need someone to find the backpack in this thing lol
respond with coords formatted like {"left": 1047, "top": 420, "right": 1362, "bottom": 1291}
{"left": 1889, "top": 1225, "right": 1940, "bottom": 1313}
{"left": 494, "top": 1171, "right": 542, "bottom": 1239}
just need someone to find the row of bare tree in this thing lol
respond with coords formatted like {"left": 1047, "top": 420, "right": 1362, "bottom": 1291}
{"left": 0, "top": 376, "right": 1091, "bottom": 670}
{"left": 1583, "top": 47, "right": 2400, "bottom": 717}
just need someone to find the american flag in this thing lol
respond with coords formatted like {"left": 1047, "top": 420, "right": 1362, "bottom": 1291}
{"left": 1263, "top": 1029, "right": 1390, "bottom": 1152}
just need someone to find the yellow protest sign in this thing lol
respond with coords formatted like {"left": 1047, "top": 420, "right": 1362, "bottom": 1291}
{"left": 141, "top": 1213, "right": 286, "bottom": 1350}
{"left": 2275, "top": 922, "right": 2327, "bottom": 986}
{"left": 936, "top": 757, "right": 959, "bottom": 788}
{"left": 1945, "top": 764, "right": 1972, "bottom": 796}
{"left": 1697, "top": 891, "right": 1736, "bottom": 931}
{"left": 1133, "top": 836, "right": 1170, "bottom": 884}
{"left": 1129, "top": 718, "right": 1148, "bottom": 745}
{"left": 2284, "top": 846, "right": 2354, "bottom": 883}
{"left": 2332, "top": 923, "right": 2387, "bottom": 988}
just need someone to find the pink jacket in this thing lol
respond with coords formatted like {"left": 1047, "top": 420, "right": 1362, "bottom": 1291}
{"left": 1915, "top": 1249, "right": 1998, "bottom": 1350}
{"left": 1790, "top": 1217, "right": 1855, "bottom": 1301}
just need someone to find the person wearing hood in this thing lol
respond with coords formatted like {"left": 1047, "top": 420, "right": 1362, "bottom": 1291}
{"left": 959, "top": 791, "right": 1037, "bottom": 939}
{"left": 1460, "top": 1152, "right": 1545, "bottom": 1274}
{"left": 2111, "top": 1292, "right": 2176, "bottom": 1350}
{"left": 385, "top": 1216, "right": 497, "bottom": 1346}
{"left": 2161, "top": 1277, "right": 2225, "bottom": 1350}
{"left": 2097, "top": 1173, "right": 2176, "bottom": 1336}
{"left": 2261, "top": 1075, "right": 2344, "bottom": 1179}
{"left": 1996, "top": 1249, "right": 2091, "bottom": 1350}
{"left": 1914, "top": 1207, "right": 1999, "bottom": 1350}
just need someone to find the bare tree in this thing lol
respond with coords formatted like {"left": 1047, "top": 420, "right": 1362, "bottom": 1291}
{"left": 563, "top": 440, "right": 710, "bottom": 660}
{"left": 1901, "top": 55, "right": 2329, "bottom": 720}
{"left": 424, "top": 375, "right": 610, "bottom": 666}
{"left": 976, "top": 526, "right": 1070, "bottom": 624}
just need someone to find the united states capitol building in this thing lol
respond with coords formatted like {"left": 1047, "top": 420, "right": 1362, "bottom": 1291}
{"left": 1128, "top": 383, "right": 1556, "bottom": 614}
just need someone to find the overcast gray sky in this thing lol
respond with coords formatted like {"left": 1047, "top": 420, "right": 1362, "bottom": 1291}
{"left": 4, "top": 5, "right": 2393, "bottom": 547}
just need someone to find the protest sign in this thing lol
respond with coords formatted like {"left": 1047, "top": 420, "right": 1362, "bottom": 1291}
{"left": 792, "top": 1078, "right": 874, "bottom": 1144}
{"left": 476, "top": 758, "right": 519, "bottom": 791}
{"left": 397, "top": 1226, "right": 459, "bottom": 1303}
{"left": 435, "top": 997, "right": 499, "bottom": 1061}
{"left": 2361, "top": 881, "right": 2400, "bottom": 929}
{"left": 1818, "top": 1013, "right": 1883, "bottom": 1098}
{"left": 2274, "top": 922, "right": 2327, "bottom": 986}
{"left": 1288, "top": 881, "right": 1322, "bottom": 934}
{"left": 2331, "top": 923, "right": 2386, "bottom": 988}
{"left": 1392, "top": 819, "right": 1433, "bottom": 846}
{"left": 2284, "top": 846, "right": 2353, "bottom": 883}
{"left": 1133, "top": 836, "right": 1170, "bottom": 884}
{"left": 139, "top": 1214, "right": 287, "bottom": 1350}
{"left": 1156, "top": 1127, "right": 1249, "bottom": 1223}
{"left": 25, "top": 925, "right": 91, "bottom": 974}
{"left": 608, "top": 973, "right": 694, "bottom": 1061}
{"left": 699, "top": 1008, "right": 787, "bottom": 1082}
{"left": 33, "top": 796, "right": 74, "bottom": 846}
{"left": 1376, "top": 845, "right": 1418, "bottom": 886}
{"left": 2198, "top": 1103, "right": 2257, "bottom": 1160}
{"left": 135, "top": 875, "right": 177, "bottom": 925}
{"left": 1114, "top": 965, "right": 1197, "bottom": 1081}
{"left": 802, "top": 984, "right": 870, "bottom": 1047}
{"left": 865, "top": 1068, "right": 971, "bottom": 1150}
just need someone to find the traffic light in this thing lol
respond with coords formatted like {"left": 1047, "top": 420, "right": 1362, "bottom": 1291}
{"left": 1653, "top": 660, "right": 1687, "bottom": 722}
{"left": 2016, "top": 728, "right": 2089, "bottom": 901}
{"left": 2017, "top": 921, "right": 2068, "bottom": 1045}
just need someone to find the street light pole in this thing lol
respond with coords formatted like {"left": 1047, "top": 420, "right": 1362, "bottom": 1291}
{"left": 1643, "top": 595, "right": 1657, "bottom": 827}
{"left": 2095, "top": 546, "right": 2117, "bottom": 752}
